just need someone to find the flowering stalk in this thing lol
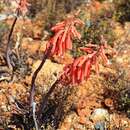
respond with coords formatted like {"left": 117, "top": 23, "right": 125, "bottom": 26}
{"left": 46, "top": 16, "right": 84, "bottom": 56}
{"left": 29, "top": 45, "right": 53, "bottom": 107}
{"left": 6, "top": 0, "right": 29, "bottom": 70}
{"left": 38, "top": 77, "right": 60, "bottom": 124}
{"left": 32, "top": 16, "right": 84, "bottom": 127}
{"left": 63, "top": 44, "right": 110, "bottom": 84}
{"left": 28, "top": 45, "right": 52, "bottom": 130}
{"left": 6, "top": 9, "right": 19, "bottom": 71}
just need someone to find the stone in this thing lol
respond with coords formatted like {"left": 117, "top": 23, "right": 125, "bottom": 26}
{"left": 90, "top": 108, "right": 109, "bottom": 122}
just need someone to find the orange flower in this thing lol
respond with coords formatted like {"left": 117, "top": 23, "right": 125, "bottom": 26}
{"left": 63, "top": 44, "right": 109, "bottom": 84}
{"left": 46, "top": 16, "right": 84, "bottom": 56}
{"left": 17, "top": 0, "right": 29, "bottom": 15}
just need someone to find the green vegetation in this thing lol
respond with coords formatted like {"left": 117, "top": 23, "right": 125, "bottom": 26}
{"left": 113, "top": 0, "right": 130, "bottom": 23}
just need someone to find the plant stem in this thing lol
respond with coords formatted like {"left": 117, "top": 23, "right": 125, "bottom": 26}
{"left": 32, "top": 102, "right": 39, "bottom": 130}
{"left": 41, "top": 79, "right": 59, "bottom": 112}
{"left": 29, "top": 45, "right": 53, "bottom": 107}
{"left": 6, "top": 10, "right": 19, "bottom": 71}
{"left": 29, "top": 45, "right": 52, "bottom": 130}
{"left": 38, "top": 78, "right": 60, "bottom": 125}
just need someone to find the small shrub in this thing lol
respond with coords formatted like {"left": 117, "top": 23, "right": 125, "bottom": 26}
{"left": 104, "top": 69, "right": 128, "bottom": 92}
{"left": 104, "top": 68, "right": 130, "bottom": 117}
{"left": 113, "top": 0, "right": 130, "bottom": 23}
{"left": 72, "top": 8, "right": 116, "bottom": 57}
{"left": 119, "top": 89, "right": 130, "bottom": 118}
{"left": 82, "top": 18, "right": 115, "bottom": 46}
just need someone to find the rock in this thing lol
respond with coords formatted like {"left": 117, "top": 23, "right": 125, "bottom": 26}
{"left": 90, "top": 108, "right": 110, "bottom": 130}
{"left": 94, "top": 121, "right": 105, "bottom": 130}
{"left": 0, "top": 14, "right": 8, "bottom": 21}
{"left": 90, "top": 108, "right": 109, "bottom": 122}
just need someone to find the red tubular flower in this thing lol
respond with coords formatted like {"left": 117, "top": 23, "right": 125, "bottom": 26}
{"left": 66, "top": 56, "right": 91, "bottom": 84}
{"left": 80, "top": 47, "right": 94, "bottom": 54}
{"left": 17, "top": 0, "right": 29, "bottom": 15}
{"left": 84, "top": 59, "right": 91, "bottom": 78}
{"left": 46, "top": 16, "right": 84, "bottom": 56}
{"left": 63, "top": 44, "right": 109, "bottom": 84}
{"left": 100, "top": 45, "right": 110, "bottom": 65}
{"left": 95, "top": 58, "right": 99, "bottom": 75}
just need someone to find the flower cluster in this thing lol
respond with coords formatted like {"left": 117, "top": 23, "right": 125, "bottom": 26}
{"left": 63, "top": 44, "right": 110, "bottom": 84}
{"left": 46, "top": 16, "right": 84, "bottom": 56}
{"left": 45, "top": 16, "right": 110, "bottom": 85}
{"left": 9, "top": 0, "right": 29, "bottom": 15}
{"left": 17, "top": 0, "right": 29, "bottom": 15}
